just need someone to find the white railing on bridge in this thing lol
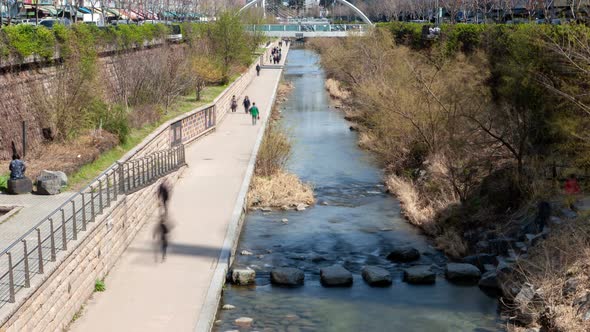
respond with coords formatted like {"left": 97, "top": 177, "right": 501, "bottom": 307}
{"left": 247, "top": 24, "right": 369, "bottom": 37}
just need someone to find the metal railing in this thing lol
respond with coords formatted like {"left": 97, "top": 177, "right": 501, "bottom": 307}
{"left": 0, "top": 145, "right": 185, "bottom": 307}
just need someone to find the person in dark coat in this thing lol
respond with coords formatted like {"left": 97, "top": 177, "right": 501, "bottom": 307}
{"left": 256, "top": 63, "right": 261, "bottom": 76}
{"left": 243, "top": 96, "right": 251, "bottom": 113}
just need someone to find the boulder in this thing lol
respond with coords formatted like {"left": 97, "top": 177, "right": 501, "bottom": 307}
{"left": 271, "top": 267, "right": 305, "bottom": 286}
{"left": 222, "top": 304, "right": 236, "bottom": 310}
{"left": 478, "top": 271, "right": 501, "bottom": 290}
{"left": 361, "top": 266, "right": 392, "bottom": 287}
{"left": 387, "top": 246, "right": 420, "bottom": 262}
{"left": 36, "top": 176, "right": 61, "bottom": 195}
{"left": 462, "top": 254, "right": 498, "bottom": 271}
{"left": 560, "top": 208, "right": 578, "bottom": 219}
{"left": 320, "top": 265, "right": 353, "bottom": 287}
{"left": 7, "top": 178, "right": 33, "bottom": 195}
{"left": 445, "top": 263, "right": 481, "bottom": 284}
{"left": 296, "top": 204, "right": 307, "bottom": 211}
{"left": 403, "top": 265, "right": 436, "bottom": 284}
{"left": 234, "top": 317, "right": 254, "bottom": 328}
{"left": 488, "top": 237, "right": 514, "bottom": 256}
{"left": 231, "top": 268, "right": 256, "bottom": 285}
{"left": 40, "top": 170, "right": 68, "bottom": 186}
{"left": 514, "top": 283, "right": 537, "bottom": 307}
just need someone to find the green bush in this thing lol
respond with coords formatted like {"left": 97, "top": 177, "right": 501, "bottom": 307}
{"left": 85, "top": 100, "right": 130, "bottom": 144}
{"left": 94, "top": 279, "right": 106, "bottom": 292}
{"left": 3, "top": 24, "right": 55, "bottom": 60}
{"left": 0, "top": 175, "right": 8, "bottom": 192}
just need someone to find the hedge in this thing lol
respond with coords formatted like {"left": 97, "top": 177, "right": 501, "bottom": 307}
{"left": 0, "top": 23, "right": 173, "bottom": 63}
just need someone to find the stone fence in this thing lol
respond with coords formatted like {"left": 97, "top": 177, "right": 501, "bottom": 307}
{"left": 0, "top": 41, "right": 277, "bottom": 332}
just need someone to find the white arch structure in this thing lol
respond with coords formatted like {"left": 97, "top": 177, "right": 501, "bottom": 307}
{"left": 238, "top": 0, "right": 374, "bottom": 26}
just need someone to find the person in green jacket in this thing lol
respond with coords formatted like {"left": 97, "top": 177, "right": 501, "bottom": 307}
{"left": 249, "top": 103, "right": 260, "bottom": 125}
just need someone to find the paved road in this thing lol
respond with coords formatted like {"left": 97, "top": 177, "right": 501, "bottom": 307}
{"left": 70, "top": 50, "right": 287, "bottom": 332}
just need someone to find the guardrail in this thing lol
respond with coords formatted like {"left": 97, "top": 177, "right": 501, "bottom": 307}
{"left": 0, "top": 145, "right": 185, "bottom": 307}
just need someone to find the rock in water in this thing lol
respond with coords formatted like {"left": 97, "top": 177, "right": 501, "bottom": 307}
{"left": 296, "top": 204, "right": 307, "bottom": 211}
{"left": 231, "top": 268, "right": 256, "bottom": 285}
{"left": 222, "top": 304, "right": 236, "bottom": 310}
{"left": 387, "top": 246, "right": 420, "bottom": 262}
{"left": 403, "top": 266, "right": 436, "bottom": 284}
{"left": 271, "top": 267, "right": 305, "bottom": 286}
{"left": 240, "top": 250, "right": 253, "bottom": 256}
{"left": 234, "top": 317, "right": 254, "bottom": 328}
{"left": 320, "top": 265, "right": 353, "bottom": 287}
{"left": 361, "top": 266, "right": 392, "bottom": 286}
{"left": 445, "top": 263, "right": 481, "bottom": 284}
{"left": 478, "top": 271, "right": 501, "bottom": 290}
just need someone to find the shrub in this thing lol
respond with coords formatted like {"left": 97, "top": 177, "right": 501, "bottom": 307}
{"left": 85, "top": 100, "right": 130, "bottom": 144}
{"left": 94, "top": 279, "right": 106, "bottom": 292}
{"left": 255, "top": 123, "right": 291, "bottom": 177}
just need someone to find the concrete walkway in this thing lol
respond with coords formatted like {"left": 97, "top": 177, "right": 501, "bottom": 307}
{"left": 69, "top": 51, "right": 287, "bottom": 332}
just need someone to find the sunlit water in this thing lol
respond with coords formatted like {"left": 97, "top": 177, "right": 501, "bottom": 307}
{"left": 214, "top": 48, "right": 503, "bottom": 332}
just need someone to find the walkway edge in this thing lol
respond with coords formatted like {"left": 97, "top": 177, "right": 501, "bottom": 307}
{"left": 194, "top": 65, "right": 285, "bottom": 332}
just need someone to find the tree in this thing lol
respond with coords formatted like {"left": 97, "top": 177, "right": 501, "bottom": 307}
{"left": 209, "top": 11, "right": 251, "bottom": 83}
{"left": 190, "top": 55, "right": 222, "bottom": 100}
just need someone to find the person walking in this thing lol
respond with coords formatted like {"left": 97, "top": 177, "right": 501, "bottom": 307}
{"left": 256, "top": 63, "right": 261, "bottom": 76}
{"left": 230, "top": 95, "right": 238, "bottom": 113}
{"left": 153, "top": 212, "right": 169, "bottom": 262}
{"left": 243, "top": 96, "right": 251, "bottom": 113}
{"left": 249, "top": 103, "right": 260, "bottom": 125}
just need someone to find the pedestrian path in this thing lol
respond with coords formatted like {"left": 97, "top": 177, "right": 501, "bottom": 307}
{"left": 69, "top": 49, "right": 288, "bottom": 332}
{"left": 0, "top": 192, "right": 75, "bottom": 249}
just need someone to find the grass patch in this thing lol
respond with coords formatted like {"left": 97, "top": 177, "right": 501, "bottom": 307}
{"left": 0, "top": 175, "right": 8, "bottom": 192}
{"left": 94, "top": 279, "right": 106, "bottom": 292}
{"left": 67, "top": 84, "right": 229, "bottom": 190}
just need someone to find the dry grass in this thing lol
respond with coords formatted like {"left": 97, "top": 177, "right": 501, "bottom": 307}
{"left": 5, "top": 130, "right": 119, "bottom": 181}
{"left": 248, "top": 170, "right": 314, "bottom": 209}
{"left": 325, "top": 78, "right": 350, "bottom": 101}
{"left": 510, "top": 216, "right": 590, "bottom": 332}
{"left": 255, "top": 123, "right": 291, "bottom": 177}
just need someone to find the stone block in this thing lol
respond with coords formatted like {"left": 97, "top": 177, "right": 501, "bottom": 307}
{"left": 7, "top": 177, "right": 33, "bottom": 194}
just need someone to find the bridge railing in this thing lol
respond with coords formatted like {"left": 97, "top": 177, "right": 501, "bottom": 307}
{"left": 246, "top": 24, "right": 368, "bottom": 33}
{"left": 0, "top": 145, "right": 185, "bottom": 308}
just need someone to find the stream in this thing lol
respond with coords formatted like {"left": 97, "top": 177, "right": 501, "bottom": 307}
{"left": 214, "top": 48, "right": 503, "bottom": 332}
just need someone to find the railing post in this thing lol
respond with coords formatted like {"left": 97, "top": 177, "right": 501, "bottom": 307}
{"left": 126, "top": 163, "right": 131, "bottom": 192}
{"left": 90, "top": 188, "right": 96, "bottom": 222}
{"left": 142, "top": 159, "right": 147, "bottom": 185}
{"left": 81, "top": 193, "right": 87, "bottom": 231}
{"left": 37, "top": 228, "right": 44, "bottom": 274}
{"left": 49, "top": 218, "right": 56, "bottom": 261}
{"left": 132, "top": 162, "right": 137, "bottom": 189}
{"left": 8, "top": 253, "right": 15, "bottom": 303}
{"left": 71, "top": 200, "right": 77, "bottom": 241}
{"left": 113, "top": 168, "right": 118, "bottom": 198}
{"left": 22, "top": 240, "right": 30, "bottom": 288}
{"left": 106, "top": 173, "right": 111, "bottom": 207}
{"left": 99, "top": 179, "right": 104, "bottom": 214}
{"left": 118, "top": 162, "right": 125, "bottom": 194}
{"left": 61, "top": 209, "right": 67, "bottom": 250}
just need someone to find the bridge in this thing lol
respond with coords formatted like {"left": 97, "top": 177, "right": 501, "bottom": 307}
{"left": 240, "top": 0, "right": 373, "bottom": 37}
{"left": 246, "top": 23, "right": 369, "bottom": 37}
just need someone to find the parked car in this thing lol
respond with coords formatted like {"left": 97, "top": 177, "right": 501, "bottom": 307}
{"left": 39, "top": 18, "right": 71, "bottom": 28}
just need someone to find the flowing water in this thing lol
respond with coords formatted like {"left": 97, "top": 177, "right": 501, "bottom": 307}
{"left": 214, "top": 48, "right": 502, "bottom": 332}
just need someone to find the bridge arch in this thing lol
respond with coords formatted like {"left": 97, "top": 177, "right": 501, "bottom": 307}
{"left": 238, "top": 0, "right": 373, "bottom": 26}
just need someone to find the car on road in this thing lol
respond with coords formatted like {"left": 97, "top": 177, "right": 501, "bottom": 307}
{"left": 39, "top": 18, "right": 72, "bottom": 28}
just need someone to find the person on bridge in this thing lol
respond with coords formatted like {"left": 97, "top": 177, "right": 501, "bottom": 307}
{"left": 249, "top": 103, "right": 260, "bottom": 125}
{"left": 256, "top": 63, "right": 261, "bottom": 76}
{"left": 243, "top": 96, "right": 251, "bottom": 113}
{"left": 231, "top": 95, "right": 238, "bottom": 113}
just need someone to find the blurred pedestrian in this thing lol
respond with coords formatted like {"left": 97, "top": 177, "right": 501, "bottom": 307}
{"left": 158, "top": 180, "right": 170, "bottom": 213}
{"left": 256, "top": 63, "right": 261, "bottom": 76}
{"left": 153, "top": 212, "right": 169, "bottom": 262}
{"left": 230, "top": 95, "right": 238, "bottom": 113}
